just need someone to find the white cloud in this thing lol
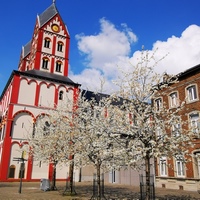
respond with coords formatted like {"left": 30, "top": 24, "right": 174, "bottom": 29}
{"left": 75, "top": 18, "right": 137, "bottom": 69}
{"left": 71, "top": 20, "right": 200, "bottom": 93}
{"left": 152, "top": 24, "right": 200, "bottom": 75}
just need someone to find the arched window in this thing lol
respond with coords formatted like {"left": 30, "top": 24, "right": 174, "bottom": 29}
{"left": 44, "top": 38, "right": 51, "bottom": 48}
{"left": 8, "top": 165, "right": 16, "bottom": 178}
{"left": 42, "top": 58, "right": 49, "bottom": 69}
{"left": 57, "top": 41, "right": 63, "bottom": 52}
{"left": 56, "top": 61, "right": 62, "bottom": 72}
{"left": 59, "top": 91, "right": 63, "bottom": 100}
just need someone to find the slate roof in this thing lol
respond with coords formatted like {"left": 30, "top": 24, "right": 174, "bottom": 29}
{"left": 81, "top": 89, "right": 124, "bottom": 106}
{"left": 177, "top": 63, "right": 200, "bottom": 80}
{"left": 18, "top": 69, "right": 80, "bottom": 86}
{"left": 38, "top": 3, "right": 58, "bottom": 28}
{"left": 0, "top": 70, "right": 81, "bottom": 100}
{"left": 22, "top": 41, "right": 31, "bottom": 58}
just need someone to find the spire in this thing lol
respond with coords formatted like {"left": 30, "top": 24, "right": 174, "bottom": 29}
{"left": 53, "top": 0, "right": 56, "bottom": 4}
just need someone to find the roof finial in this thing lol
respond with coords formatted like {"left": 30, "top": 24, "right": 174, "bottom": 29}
{"left": 53, "top": 0, "right": 56, "bottom": 4}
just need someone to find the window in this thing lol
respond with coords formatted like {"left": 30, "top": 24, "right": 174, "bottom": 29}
{"left": 8, "top": 165, "right": 16, "bottom": 178}
{"left": 155, "top": 98, "right": 162, "bottom": 111}
{"left": 189, "top": 113, "right": 200, "bottom": 137}
{"left": 175, "top": 155, "right": 185, "bottom": 177}
{"left": 169, "top": 92, "right": 178, "bottom": 108}
{"left": 172, "top": 123, "right": 181, "bottom": 137}
{"left": 194, "top": 153, "right": 200, "bottom": 178}
{"left": 159, "top": 157, "right": 167, "bottom": 176}
{"left": 59, "top": 91, "right": 63, "bottom": 100}
{"left": 43, "top": 121, "right": 50, "bottom": 136}
{"left": 187, "top": 85, "right": 197, "bottom": 102}
{"left": 156, "top": 127, "right": 163, "bottom": 140}
{"left": 56, "top": 61, "right": 62, "bottom": 72}
{"left": 42, "top": 58, "right": 49, "bottom": 69}
{"left": 57, "top": 42, "right": 63, "bottom": 52}
{"left": 44, "top": 38, "right": 51, "bottom": 48}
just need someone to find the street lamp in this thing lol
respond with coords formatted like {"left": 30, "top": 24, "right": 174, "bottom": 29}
{"left": 13, "top": 155, "right": 27, "bottom": 194}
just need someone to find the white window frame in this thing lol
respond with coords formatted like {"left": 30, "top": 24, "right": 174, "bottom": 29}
{"left": 189, "top": 112, "right": 200, "bottom": 137}
{"left": 159, "top": 156, "right": 167, "bottom": 176}
{"left": 169, "top": 92, "right": 178, "bottom": 108}
{"left": 155, "top": 98, "right": 162, "bottom": 111}
{"left": 195, "top": 153, "right": 200, "bottom": 178}
{"left": 172, "top": 122, "right": 181, "bottom": 137}
{"left": 175, "top": 155, "right": 185, "bottom": 177}
{"left": 156, "top": 127, "right": 163, "bottom": 141}
{"left": 187, "top": 85, "right": 198, "bottom": 102}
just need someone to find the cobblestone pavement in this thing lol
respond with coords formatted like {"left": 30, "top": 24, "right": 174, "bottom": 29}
{"left": 0, "top": 181, "right": 199, "bottom": 200}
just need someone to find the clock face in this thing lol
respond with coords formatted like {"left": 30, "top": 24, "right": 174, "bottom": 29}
{"left": 51, "top": 24, "right": 60, "bottom": 33}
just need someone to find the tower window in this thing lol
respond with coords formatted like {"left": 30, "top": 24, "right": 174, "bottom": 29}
{"left": 42, "top": 58, "right": 49, "bottom": 69}
{"left": 57, "top": 42, "right": 63, "bottom": 52}
{"left": 56, "top": 61, "right": 62, "bottom": 72}
{"left": 44, "top": 38, "right": 51, "bottom": 48}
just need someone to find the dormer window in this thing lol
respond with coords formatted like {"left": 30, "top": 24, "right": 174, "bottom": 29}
{"left": 42, "top": 58, "right": 49, "bottom": 69}
{"left": 44, "top": 38, "right": 51, "bottom": 48}
{"left": 56, "top": 61, "right": 62, "bottom": 72}
{"left": 57, "top": 41, "right": 63, "bottom": 52}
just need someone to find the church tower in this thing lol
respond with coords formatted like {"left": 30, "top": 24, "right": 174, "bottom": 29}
{"left": 18, "top": 3, "right": 70, "bottom": 77}
{"left": 0, "top": 2, "right": 80, "bottom": 181}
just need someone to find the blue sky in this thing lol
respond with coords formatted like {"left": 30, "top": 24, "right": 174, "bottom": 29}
{"left": 1, "top": 0, "right": 200, "bottom": 93}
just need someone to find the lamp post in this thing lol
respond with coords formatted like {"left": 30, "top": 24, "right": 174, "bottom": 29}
{"left": 13, "top": 156, "right": 27, "bottom": 194}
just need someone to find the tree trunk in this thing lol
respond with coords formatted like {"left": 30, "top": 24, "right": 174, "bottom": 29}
{"left": 51, "top": 162, "right": 57, "bottom": 190}
{"left": 69, "top": 158, "right": 74, "bottom": 194}
{"left": 96, "top": 162, "right": 101, "bottom": 200}
{"left": 145, "top": 154, "right": 150, "bottom": 200}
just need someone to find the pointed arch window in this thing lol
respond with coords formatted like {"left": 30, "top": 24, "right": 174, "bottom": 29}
{"left": 42, "top": 58, "right": 49, "bottom": 69}
{"left": 56, "top": 61, "right": 62, "bottom": 72}
{"left": 44, "top": 38, "right": 51, "bottom": 48}
{"left": 57, "top": 41, "right": 63, "bottom": 52}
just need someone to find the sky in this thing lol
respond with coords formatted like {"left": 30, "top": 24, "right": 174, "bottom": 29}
{"left": 1, "top": 0, "right": 200, "bottom": 94}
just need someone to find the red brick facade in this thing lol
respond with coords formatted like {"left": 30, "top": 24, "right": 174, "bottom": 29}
{"left": 155, "top": 65, "right": 200, "bottom": 191}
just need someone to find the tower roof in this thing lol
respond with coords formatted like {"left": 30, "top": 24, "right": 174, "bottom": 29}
{"left": 22, "top": 41, "right": 31, "bottom": 58}
{"left": 38, "top": 3, "right": 58, "bottom": 28}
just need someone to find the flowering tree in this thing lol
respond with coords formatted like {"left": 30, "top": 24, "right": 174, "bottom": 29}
{"left": 26, "top": 103, "right": 74, "bottom": 191}
{"left": 112, "top": 49, "right": 193, "bottom": 200}
{"left": 73, "top": 90, "right": 124, "bottom": 199}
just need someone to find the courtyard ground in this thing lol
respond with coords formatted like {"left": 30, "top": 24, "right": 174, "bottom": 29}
{"left": 0, "top": 181, "right": 199, "bottom": 200}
